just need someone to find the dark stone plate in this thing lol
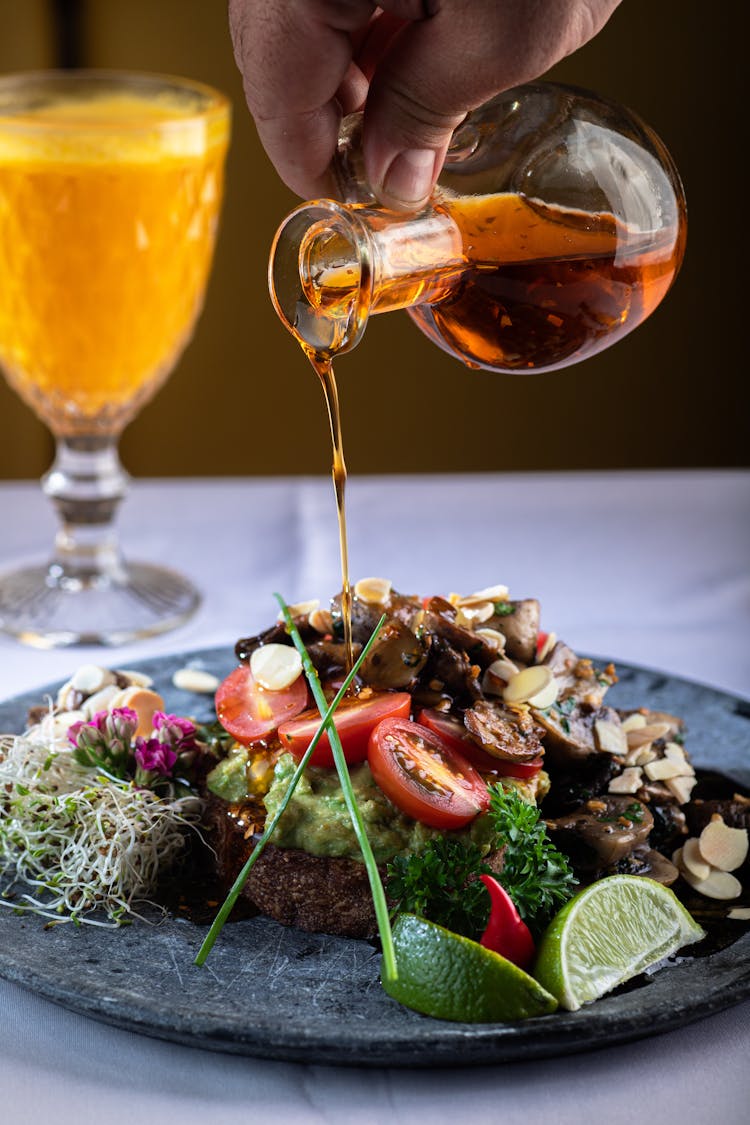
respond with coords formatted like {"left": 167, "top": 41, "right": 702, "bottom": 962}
{"left": 0, "top": 648, "right": 748, "bottom": 1068}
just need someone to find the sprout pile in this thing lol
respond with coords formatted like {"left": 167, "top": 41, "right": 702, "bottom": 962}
{"left": 0, "top": 723, "right": 203, "bottom": 927}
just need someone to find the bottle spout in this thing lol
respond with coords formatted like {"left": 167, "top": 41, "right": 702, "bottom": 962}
{"left": 269, "top": 200, "right": 372, "bottom": 356}
{"left": 269, "top": 197, "right": 465, "bottom": 357}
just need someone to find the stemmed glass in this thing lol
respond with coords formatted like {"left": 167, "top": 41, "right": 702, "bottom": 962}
{"left": 0, "top": 70, "right": 230, "bottom": 647}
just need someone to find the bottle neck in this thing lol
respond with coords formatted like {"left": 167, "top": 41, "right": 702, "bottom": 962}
{"left": 269, "top": 198, "right": 464, "bottom": 356}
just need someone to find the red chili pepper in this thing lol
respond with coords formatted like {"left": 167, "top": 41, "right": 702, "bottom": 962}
{"left": 536, "top": 630, "right": 549, "bottom": 659}
{"left": 479, "top": 874, "right": 535, "bottom": 970}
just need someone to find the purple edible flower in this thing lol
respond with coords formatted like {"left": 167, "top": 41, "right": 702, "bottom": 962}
{"left": 152, "top": 711, "right": 198, "bottom": 750}
{"left": 67, "top": 707, "right": 138, "bottom": 777}
{"left": 134, "top": 738, "right": 178, "bottom": 777}
{"left": 68, "top": 707, "right": 138, "bottom": 752}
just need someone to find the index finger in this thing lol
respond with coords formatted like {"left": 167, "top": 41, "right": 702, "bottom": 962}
{"left": 228, "top": 0, "right": 374, "bottom": 198}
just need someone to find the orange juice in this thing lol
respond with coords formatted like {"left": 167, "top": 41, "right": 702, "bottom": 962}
{"left": 0, "top": 85, "right": 230, "bottom": 435}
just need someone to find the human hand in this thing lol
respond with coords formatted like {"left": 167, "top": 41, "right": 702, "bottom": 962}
{"left": 229, "top": 1, "right": 622, "bottom": 209}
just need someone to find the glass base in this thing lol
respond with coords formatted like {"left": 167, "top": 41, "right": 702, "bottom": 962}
{"left": 0, "top": 559, "right": 200, "bottom": 648}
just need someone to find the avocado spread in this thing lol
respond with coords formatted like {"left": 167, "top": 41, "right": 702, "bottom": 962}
{"left": 205, "top": 747, "right": 250, "bottom": 803}
{"left": 208, "top": 749, "right": 542, "bottom": 865}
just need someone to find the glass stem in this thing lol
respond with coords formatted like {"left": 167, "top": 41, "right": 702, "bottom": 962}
{"left": 42, "top": 435, "right": 129, "bottom": 587}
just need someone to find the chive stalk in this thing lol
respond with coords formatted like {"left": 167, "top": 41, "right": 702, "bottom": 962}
{"left": 276, "top": 595, "right": 398, "bottom": 981}
{"left": 194, "top": 604, "right": 391, "bottom": 969}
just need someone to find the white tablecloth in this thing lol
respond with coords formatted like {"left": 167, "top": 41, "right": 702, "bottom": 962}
{"left": 0, "top": 470, "right": 748, "bottom": 1124}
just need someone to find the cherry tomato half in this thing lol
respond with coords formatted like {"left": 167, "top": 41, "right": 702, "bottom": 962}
{"left": 215, "top": 664, "right": 308, "bottom": 745}
{"left": 417, "top": 709, "right": 544, "bottom": 780}
{"left": 278, "top": 691, "right": 411, "bottom": 768}
{"left": 368, "top": 717, "right": 490, "bottom": 830}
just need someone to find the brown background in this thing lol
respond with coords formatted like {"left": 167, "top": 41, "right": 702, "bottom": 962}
{"left": 0, "top": 1, "right": 744, "bottom": 481}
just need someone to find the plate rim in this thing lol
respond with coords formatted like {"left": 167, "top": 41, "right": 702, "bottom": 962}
{"left": 1, "top": 644, "right": 749, "bottom": 1068}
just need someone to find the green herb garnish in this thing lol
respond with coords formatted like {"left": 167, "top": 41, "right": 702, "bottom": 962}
{"left": 387, "top": 838, "right": 494, "bottom": 941}
{"left": 487, "top": 784, "right": 576, "bottom": 931}
{"left": 554, "top": 697, "right": 576, "bottom": 715}
{"left": 493, "top": 601, "right": 516, "bottom": 616}
{"left": 551, "top": 696, "right": 575, "bottom": 734}
{"left": 601, "top": 801, "right": 644, "bottom": 825}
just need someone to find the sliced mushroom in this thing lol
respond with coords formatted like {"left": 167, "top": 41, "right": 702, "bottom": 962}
{"left": 417, "top": 634, "right": 482, "bottom": 704}
{"left": 541, "top": 640, "right": 578, "bottom": 679}
{"left": 538, "top": 753, "right": 620, "bottom": 817}
{"left": 542, "top": 642, "right": 616, "bottom": 707}
{"left": 647, "top": 800, "right": 688, "bottom": 854}
{"left": 235, "top": 617, "right": 317, "bottom": 662}
{"left": 423, "top": 597, "right": 498, "bottom": 668}
{"left": 533, "top": 704, "right": 622, "bottom": 767}
{"left": 358, "top": 619, "right": 428, "bottom": 689}
{"left": 487, "top": 598, "right": 540, "bottom": 664}
{"left": 547, "top": 795, "right": 654, "bottom": 868}
{"left": 607, "top": 846, "right": 679, "bottom": 886}
{"left": 331, "top": 592, "right": 385, "bottom": 643}
{"left": 306, "top": 640, "right": 361, "bottom": 680}
{"left": 463, "top": 699, "right": 545, "bottom": 763}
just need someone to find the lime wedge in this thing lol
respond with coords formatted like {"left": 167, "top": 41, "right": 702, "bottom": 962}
{"left": 382, "top": 913, "right": 558, "bottom": 1023}
{"left": 533, "top": 875, "right": 706, "bottom": 1011}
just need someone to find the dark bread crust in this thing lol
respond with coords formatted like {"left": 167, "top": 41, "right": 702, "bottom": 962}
{"left": 204, "top": 795, "right": 379, "bottom": 939}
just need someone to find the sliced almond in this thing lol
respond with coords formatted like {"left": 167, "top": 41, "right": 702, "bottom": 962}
{"left": 474, "top": 628, "right": 506, "bottom": 652}
{"left": 70, "top": 664, "right": 116, "bottom": 695}
{"left": 663, "top": 741, "right": 687, "bottom": 764}
{"left": 631, "top": 746, "right": 657, "bottom": 766}
{"left": 250, "top": 644, "right": 303, "bottom": 692}
{"left": 681, "top": 837, "right": 712, "bottom": 881}
{"left": 109, "top": 686, "right": 165, "bottom": 737}
{"left": 309, "top": 607, "right": 334, "bottom": 634}
{"left": 526, "top": 676, "right": 559, "bottom": 710}
{"left": 663, "top": 742, "right": 694, "bottom": 775}
{"left": 679, "top": 867, "right": 742, "bottom": 901}
{"left": 503, "top": 665, "right": 555, "bottom": 707}
{"left": 621, "top": 712, "right": 647, "bottom": 733}
{"left": 608, "top": 767, "right": 643, "bottom": 794}
{"left": 278, "top": 598, "right": 320, "bottom": 619}
{"left": 458, "top": 584, "right": 509, "bottom": 607}
{"left": 82, "top": 684, "right": 121, "bottom": 718}
{"left": 354, "top": 577, "right": 392, "bottom": 605}
{"left": 536, "top": 631, "right": 557, "bottom": 662}
{"left": 626, "top": 722, "right": 672, "bottom": 749}
{"left": 594, "top": 719, "right": 628, "bottom": 756}
{"left": 727, "top": 907, "right": 750, "bottom": 920}
{"left": 644, "top": 757, "right": 686, "bottom": 782}
{"left": 665, "top": 774, "right": 697, "bottom": 805}
{"left": 117, "top": 669, "right": 154, "bottom": 688}
{"left": 697, "top": 818, "right": 749, "bottom": 872}
{"left": 482, "top": 657, "right": 520, "bottom": 696}
{"left": 455, "top": 602, "right": 494, "bottom": 627}
{"left": 172, "top": 668, "right": 220, "bottom": 694}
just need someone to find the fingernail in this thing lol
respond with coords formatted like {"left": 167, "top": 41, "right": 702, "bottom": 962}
{"left": 382, "top": 148, "right": 436, "bottom": 206}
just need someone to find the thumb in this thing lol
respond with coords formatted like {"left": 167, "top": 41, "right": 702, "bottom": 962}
{"left": 363, "top": 0, "right": 622, "bottom": 209}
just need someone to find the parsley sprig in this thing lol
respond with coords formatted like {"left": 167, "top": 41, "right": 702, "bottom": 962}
{"left": 387, "top": 838, "right": 495, "bottom": 941}
{"left": 487, "top": 784, "right": 576, "bottom": 930}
